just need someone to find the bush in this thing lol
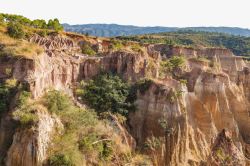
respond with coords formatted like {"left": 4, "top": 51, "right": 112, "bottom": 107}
{"left": 0, "top": 80, "right": 18, "bottom": 112}
{"left": 131, "top": 44, "right": 143, "bottom": 52}
{"left": 80, "top": 74, "right": 133, "bottom": 116}
{"left": 160, "top": 60, "right": 173, "bottom": 76}
{"left": 7, "top": 22, "right": 25, "bottom": 39}
{"left": 79, "top": 134, "right": 113, "bottom": 161}
{"left": 109, "top": 39, "right": 123, "bottom": 51}
{"left": 13, "top": 106, "right": 38, "bottom": 127}
{"left": 17, "top": 91, "right": 31, "bottom": 108}
{"left": 81, "top": 43, "right": 96, "bottom": 56}
{"left": 169, "top": 56, "right": 186, "bottom": 68}
{"left": 45, "top": 90, "right": 72, "bottom": 113}
{"left": 48, "top": 153, "right": 74, "bottom": 166}
{"left": 79, "top": 133, "right": 102, "bottom": 152}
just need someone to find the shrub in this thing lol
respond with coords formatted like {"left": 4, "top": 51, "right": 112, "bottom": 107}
{"left": 5, "top": 68, "right": 12, "bottom": 76}
{"left": 179, "top": 79, "right": 187, "bottom": 85}
{"left": 160, "top": 60, "right": 173, "bottom": 76}
{"left": 48, "top": 153, "right": 74, "bottom": 166}
{"left": 13, "top": 106, "right": 38, "bottom": 127}
{"left": 79, "top": 133, "right": 101, "bottom": 152}
{"left": 81, "top": 43, "right": 96, "bottom": 56}
{"left": 7, "top": 22, "right": 25, "bottom": 39}
{"left": 81, "top": 74, "right": 133, "bottom": 116}
{"left": 109, "top": 39, "right": 123, "bottom": 51}
{"left": 45, "top": 90, "right": 72, "bottom": 113}
{"left": 169, "top": 56, "right": 186, "bottom": 69}
{"left": 17, "top": 91, "right": 31, "bottom": 108}
{"left": 0, "top": 80, "right": 18, "bottom": 112}
{"left": 131, "top": 44, "right": 142, "bottom": 52}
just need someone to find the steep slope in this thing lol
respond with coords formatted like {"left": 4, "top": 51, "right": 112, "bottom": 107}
{"left": 0, "top": 29, "right": 250, "bottom": 166}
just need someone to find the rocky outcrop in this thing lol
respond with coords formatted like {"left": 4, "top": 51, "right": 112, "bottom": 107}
{"left": 5, "top": 107, "right": 63, "bottom": 166}
{"left": 129, "top": 67, "right": 250, "bottom": 165}
{"left": 81, "top": 50, "right": 159, "bottom": 81}
{"left": 208, "top": 129, "right": 246, "bottom": 166}
{"left": 1, "top": 34, "right": 250, "bottom": 166}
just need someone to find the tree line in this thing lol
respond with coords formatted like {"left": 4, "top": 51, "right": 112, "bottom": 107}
{"left": 0, "top": 13, "right": 63, "bottom": 31}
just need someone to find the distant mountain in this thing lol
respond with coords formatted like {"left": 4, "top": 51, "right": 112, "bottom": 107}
{"left": 62, "top": 24, "right": 250, "bottom": 37}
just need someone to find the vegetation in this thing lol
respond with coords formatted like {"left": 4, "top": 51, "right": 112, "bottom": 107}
{"left": 159, "top": 56, "right": 186, "bottom": 77}
{"left": 7, "top": 22, "right": 25, "bottom": 39}
{"left": 0, "top": 79, "right": 18, "bottom": 112}
{"left": 0, "top": 79, "right": 36, "bottom": 127}
{"left": 63, "top": 24, "right": 250, "bottom": 37}
{"left": 109, "top": 39, "right": 123, "bottom": 51}
{"left": 130, "top": 43, "right": 143, "bottom": 52}
{"left": 78, "top": 74, "right": 134, "bottom": 116}
{"left": 116, "top": 31, "right": 250, "bottom": 56}
{"left": 0, "top": 13, "right": 63, "bottom": 31}
{"left": 0, "top": 27, "right": 43, "bottom": 58}
{"left": 0, "top": 16, "right": 45, "bottom": 58}
{"left": 81, "top": 43, "right": 96, "bottom": 56}
{"left": 48, "top": 153, "right": 74, "bottom": 166}
{"left": 44, "top": 90, "right": 137, "bottom": 165}
{"left": 47, "top": 19, "right": 64, "bottom": 31}
{"left": 11, "top": 84, "right": 39, "bottom": 128}
{"left": 0, "top": 14, "right": 63, "bottom": 59}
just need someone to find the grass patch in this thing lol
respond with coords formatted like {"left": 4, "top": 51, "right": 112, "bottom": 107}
{"left": 0, "top": 23, "right": 43, "bottom": 59}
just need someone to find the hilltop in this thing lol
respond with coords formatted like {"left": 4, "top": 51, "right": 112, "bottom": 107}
{"left": 63, "top": 23, "right": 250, "bottom": 37}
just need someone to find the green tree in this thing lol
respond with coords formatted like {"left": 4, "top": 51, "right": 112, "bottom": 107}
{"left": 31, "top": 19, "right": 47, "bottom": 29}
{"left": 81, "top": 43, "right": 96, "bottom": 56}
{"left": 3, "top": 14, "right": 31, "bottom": 25}
{"left": 7, "top": 22, "right": 25, "bottom": 39}
{"left": 47, "top": 18, "right": 63, "bottom": 31}
{"left": 81, "top": 74, "right": 133, "bottom": 116}
{"left": 45, "top": 90, "right": 71, "bottom": 113}
{"left": 169, "top": 56, "right": 186, "bottom": 69}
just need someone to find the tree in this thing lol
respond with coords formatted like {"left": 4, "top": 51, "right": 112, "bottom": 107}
{"left": 31, "top": 19, "right": 47, "bottom": 29}
{"left": 80, "top": 74, "right": 133, "bottom": 116}
{"left": 169, "top": 56, "right": 186, "bottom": 69}
{"left": 81, "top": 43, "right": 96, "bottom": 56}
{"left": 0, "top": 14, "right": 4, "bottom": 23}
{"left": 47, "top": 18, "right": 63, "bottom": 31}
{"left": 7, "top": 22, "right": 25, "bottom": 39}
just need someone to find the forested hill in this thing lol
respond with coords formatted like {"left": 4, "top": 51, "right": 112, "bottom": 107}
{"left": 62, "top": 24, "right": 250, "bottom": 37}
{"left": 116, "top": 31, "right": 250, "bottom": 57}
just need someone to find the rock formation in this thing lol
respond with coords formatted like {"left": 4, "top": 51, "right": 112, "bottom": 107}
{"left": 0, "top": 33, "right": 250, "bottom": 165}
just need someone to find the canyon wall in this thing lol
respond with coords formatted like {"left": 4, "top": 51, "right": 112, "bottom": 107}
{"left": 0, "top": 34, "right": 250, "bottom": 165}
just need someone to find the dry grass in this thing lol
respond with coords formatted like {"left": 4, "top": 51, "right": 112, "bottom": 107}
{"left": 0, "top": 24, "right": 43, "bottom": 59}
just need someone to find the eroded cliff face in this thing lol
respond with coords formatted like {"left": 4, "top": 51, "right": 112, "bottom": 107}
{"left": 1, "top": 34, "right": 250, "bottom": 166}
{"left": 128, "top": 45, "right": 250, "bottom": 165}
{"left": 6, "top": 107, "right": 63, "bottom": 166}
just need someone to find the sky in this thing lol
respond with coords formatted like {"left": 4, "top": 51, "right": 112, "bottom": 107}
{"left": 0, "top": 0, "right": 249, "bottom": 28}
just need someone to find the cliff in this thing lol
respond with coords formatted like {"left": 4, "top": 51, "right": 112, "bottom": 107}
{"left": 0, "top": 33, "right": 250, "bottom": 166}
